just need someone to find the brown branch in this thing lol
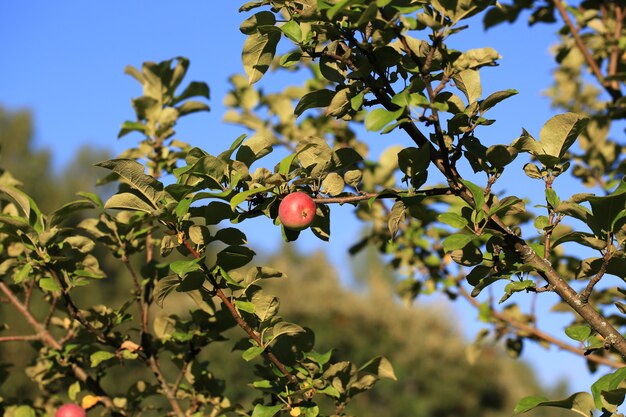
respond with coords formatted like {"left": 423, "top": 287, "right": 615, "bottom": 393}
{"left": 551, "top": 0, "right": 622, "bottom": 100}
{"left": 341, "top": 14, "right": 626, "bottom": 359}
{"left": 121, "top": 254, "right": 149, "bottom": 333}
{"left": 608, "top": 4, "right": 623, "bottom": 91}
{"left": 0, "top": 281, "right": 120, "bottom": 413}
{"left": 0, "top": 334, "right": 41, "bottom": 342}
{"left": 501, "top": 230, "right": 626, "bottom": 359}
{"left": 48, "top": 268, "right": 110, "bottom": 345}
{"left": 458, "top": 285, "right": 624, "bottom": 369}
{"left": 43, "top": 294, "right": 59, "bottom": 327}
{"left": 148, "top": 356, "right": 186, "bottom": 417}
{"left": 181, "top": 239, "right": 297, "bottom": 383}
{"left": 578, "top": 250, "right": 611, "bottom": 304}
{"left": 311, "top": 188, "right": 452, "bottom": 204}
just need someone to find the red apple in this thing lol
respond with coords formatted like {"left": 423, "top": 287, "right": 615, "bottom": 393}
{"left": 55, "top": 403, "right": 86, "bottom": 417}
{"left": 278, "top": 192, "right": 316, "bottom": 231}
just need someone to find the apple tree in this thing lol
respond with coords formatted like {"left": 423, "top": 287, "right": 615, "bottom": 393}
{"left": 0, "top": 0, "right": 625, "bottom": 416}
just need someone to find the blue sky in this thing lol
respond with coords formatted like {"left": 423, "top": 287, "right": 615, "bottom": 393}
{"left": 0, "top": 1, "right": 610, "bottom": 396}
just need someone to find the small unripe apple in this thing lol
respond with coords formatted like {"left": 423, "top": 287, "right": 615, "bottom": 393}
{"left": 278, "top": 192, "right": 316, "bottom": 231}
{"left": 55, "top": 403, "right": 86, "bottom": 417}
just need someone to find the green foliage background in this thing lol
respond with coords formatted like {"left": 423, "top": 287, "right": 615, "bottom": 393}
{"left": 0, "top": 107, "right": 564, "bottom": 417}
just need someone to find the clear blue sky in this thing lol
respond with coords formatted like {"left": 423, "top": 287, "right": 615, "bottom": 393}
{"left": 0, "top": 1, "right": 607, "bottom": 396}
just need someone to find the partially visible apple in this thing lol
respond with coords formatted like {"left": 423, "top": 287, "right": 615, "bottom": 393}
{"left": 55, "top": 403, "right": 86, "bottom": 417}
{"left": 278, "top": 192, "right": 316, "bottom": 231}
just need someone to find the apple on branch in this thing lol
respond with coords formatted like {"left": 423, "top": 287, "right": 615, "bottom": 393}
{"left": 278, "top": 192, "right": 316, "bottom": 231}
{"left": 55, "top": 403, "right": 86, "bottom": 417}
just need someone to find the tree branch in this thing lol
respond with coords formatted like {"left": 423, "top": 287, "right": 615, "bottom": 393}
{"left": 0, "top": 281, "right": 120, "bottom": 414}
{"left": 458, "top": 285, "right": 624, "bottom": 369}
{"left": 181, "top": 239, "right": 297, "bottom": 383}
{"left": 578, "top": 250, "right": 611, "bottom": 304}
{"left": 312, "top": 188, "right": 452, "bottom": 204}
{"left": 551, "top": 0, "right": 622, "bottom": 100}
{"left": 0, "top": 334, "right": 41, "bottom": 342}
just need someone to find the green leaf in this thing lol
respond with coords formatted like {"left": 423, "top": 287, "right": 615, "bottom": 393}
{"left": 523, "top": 163, "right": 543, "bottom": 179}
{"left": 230, "top": 185, "right": 272, "bottom": 211}
{"left": 178, "top": 271, "right": 205, "bottom": 292}
{"left": 236, "top": 135, "right": 273, "bottom": 167}
{"left": 216, "top": 246, "right": 255, "bottom": 271}
{"left": 585, "top": 178, "right": 626, "bottom": 235}
{"left": 0, "top": 184, "right": 31, "bottom": 217}
{"left": 13, "top": 263, "right": 32, "bottom": 284}
{"left": 545, "top": 188, "right": 560, "bottom": 208}
{"left": 153, "top": 315, "right": 175, "bottom": 340}
{"left": 453, "top": 69, "right": 481, "bottom": 104}
{"left": 454, "top": 47, "right": 501, "bottom": 71}
{"left": 358, "top": 356, "right": 397, "bottom": 381}
{"left": 565, "top": 324, "right": 591, "bottom": 342}
{"left": 174, "top": 81, "right": 210, "bottom": 103}
{"left": 460, "top": 179, "right": 485, "bottom": 211}
{"left": 240, "top": 11, "right": 276, "bottom": 35}
{"left": 104, "top": 192, "right": 156, "bottom": 213}
{"left": 14, "top": 405, "right": 36, "bottom": 417}
{"left": 90, "top": 351, "right": 115, "bottom": 367}
{"left": 242, "top": 345, "right": 265, "bottom": 361}
{"left": 170, "top": 259, "right": 202, "bottom": 277}
{"left": 245, "top": 266, "right": 286, "bottom": 283}
{"left": 365, "top": 108, "right": 404, "bottom": 131}
{"left": 480, "top": 89, "right": 518, "bottom": 113}
{"left": 501, "top": 280, "right": 536, "bottom": 303}
{"left": 443, "top": 234, "right": 477, "bottom": 251}
{"left": 294, "top": 89, "right": 335, "bottom": 116}
{"left": 327, "top": 0, "right": 358, "bottom": 19}
{"left": 388, "top": 201, "right": 406, "bottom": 238}
{"left": 538, "top": 112, "right": 588, "bottom": 159}
{"left": 214, "top": 228, "right": 247, "bottom": 246}
{"left": 514, "top": 392, "right": 594, "bottom": 416}
{"left": 591, "top": 367, "right": 626, "bottom": 409}
{"left": 552, "top": 232, "right": 607, "bottom": 250}
{"left": 280, "top": 20, "right": 302, "bottom": 42}
{"left": 96, "top": 159, "right": 163, "bottom": 207}
{"left": 235, "top": 300, "right": 256, "bottom": 314}
{"left": 51, "top": 199, "right": 98, "bottom": 226}
{"left": 154, "top": 275, "right": 180, "bottom": 307}
{"left": 326, "top": 88, "right": 352, "bottom": 117}
{"left": 251, "top": 404, "right": 283, "bottom": 417}
{"left": 68, "top": 381, "right": 81, "bottom": 401}
{"left": 242, "top": 30, "right": 281, "bottom": 84}
{"left": 251, "top": 290, "right": 279, "bottom": 322}
{"left": 279, "top": 51, "right": 302, "bottom": 67}
{"left": 0, "top": 185, "right": 43, "bottom": 232}
{"left": 267, "top": 321, "right": 305, "bottom": 345}
{"left": 397, "top": 146, "right": 431, "bottom": 178}
{"left": 177, "top": 100, "right": 210, "bottom": 116}
{"left": 321, "top": 172, "right": 345, "bottom": 196}
{"left": 438, "top": 212, "right": 468, "bottom": 228}
{"left": 485, "top": 144, "right": 517, "bottom": 168}
{"left": 38, "top": 277, "right": 61, "bottom": 292}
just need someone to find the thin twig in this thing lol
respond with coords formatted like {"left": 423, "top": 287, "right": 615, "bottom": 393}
{"left": 48, "top": 268, "right": 110, "bottom": 344}
{"left": 0, "top": 281, "right": 120, "bottom": 413}
{"left": 0, "top": 334, "right": 41, "bottom": 342}
{"left": 579, "top": 250, "right": 612, "bottom": 304}
{"left": 458, "top": 285, "right": 624, "bottom": 369}
{"left": 552, "top": 0, "right": 622, "bottom": 100}
{"left": 608, "top": 4, "right": 623, "bottom": 92}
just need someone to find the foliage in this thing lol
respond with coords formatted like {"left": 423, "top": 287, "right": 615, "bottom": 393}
{"left": 0, "top": 0, "right": 625, "bottom": 416}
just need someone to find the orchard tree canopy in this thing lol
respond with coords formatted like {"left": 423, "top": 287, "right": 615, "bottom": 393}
{"left": 0, "top": 1, "right": 625, "bottom": 417}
